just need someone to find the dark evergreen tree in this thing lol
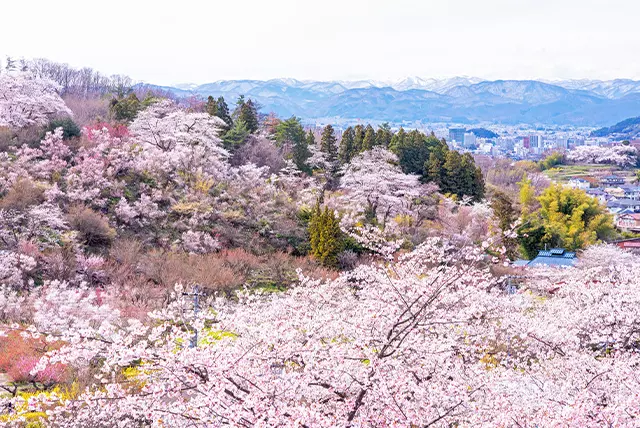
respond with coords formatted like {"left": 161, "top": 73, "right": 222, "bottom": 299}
{"left": 338, "top": 127, "right": 355, "bottom": 164}
{"left": 275, "top": 116, "right": 305, "bottom": 147}
{"left": 388, "top": 126, "right": 406, "bottom": 153}
{"left": 490, "top": 190, "right": 519, "bottom": 259}
{"left": 275, "top": 117, "right": 311, "bottom": 174}
{"left": 362, "top": 124, "right": 376, "bottom": 151}
{"left": 425, "top": 152, "right": 443, "bottom": 187}
{"left": 109, "top": 93, "right": 141, "bottom": 123}
{"left": 222, "top": 119, "right": 249, "bottom": 151}
{"left": 472, "top": 165, "right": 485, "bottom": 201}
{"left": 320, "top": 125, "right": 338, "bottom": 164}
{"left": 215, "top": 97, "right": 233, "bottom": 128}
{"left": 376, "top": 122, "right": 392, "bottom": 148}
{"left": 237, "top": 99, "right": 259, "bottom": 133}
{"left": 206, "top": 96, "right": 218, "bottom": 117}
{"left": 353, "top": 124, "right": 365, "bottom": 153}
{"left": 394, "top": 131, "right": 446, "bottom": 177}
{"left": 442, "top": 151, "right": 463, "bottom": 195}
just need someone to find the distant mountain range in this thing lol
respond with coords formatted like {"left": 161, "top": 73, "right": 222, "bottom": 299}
{"left": 143, "top": 77, "right": 640, "bottom": 126}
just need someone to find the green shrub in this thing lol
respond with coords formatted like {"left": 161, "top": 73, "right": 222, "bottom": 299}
{"left": 45, "top": 118, "right": 81, "bottom": 140}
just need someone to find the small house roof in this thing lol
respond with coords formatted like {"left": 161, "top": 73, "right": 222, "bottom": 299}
{"left": 514, "top": 248, "right": 577, "bottom": 268}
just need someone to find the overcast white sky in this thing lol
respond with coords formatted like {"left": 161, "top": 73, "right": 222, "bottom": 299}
{"left": 1, "top": 0, "right": 639, "bottom": 85}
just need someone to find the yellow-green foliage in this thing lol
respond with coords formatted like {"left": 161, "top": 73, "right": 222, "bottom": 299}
{"left": 393, "top": 214, "right": 413, "bottom": 228}
{"left": 0, "top": 384, "right": 80, "bottom": 426}
{"left": 192, "top": 175, "right": 215, "bottom": 194}
{"left": 518, "top": 173, "right": 536, "bottom": 215}
{"left": 537, "top": 183, "right": 616, "bottom": 250}
{"left": 199, "top": 328, "right": 238, "bottom": 347}
{"left": 171, "top": 201, "right": 207, "bottom": 214}
{"left": 308, "top": 204, "right": 343, "bottom": 267}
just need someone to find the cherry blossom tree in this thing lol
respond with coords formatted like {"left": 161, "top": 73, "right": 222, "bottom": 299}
{"left": 129, "top": 100, "right": 229, "bottom": 182}
{"left": 0, "top": 73, "right": 72, "bottom": 129}
{"left": 1, "top": 239, "right": 640, "bottom": 426}
{"left": 338, "top": 147, "right": 436, "bottom": 226}
{"left": 568, "top": 145, "right": 638, "bottom": 167}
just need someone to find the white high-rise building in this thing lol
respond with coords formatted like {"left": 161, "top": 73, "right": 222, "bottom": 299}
{"left": 463, "top": 132, "right": 477, "bottom": 147}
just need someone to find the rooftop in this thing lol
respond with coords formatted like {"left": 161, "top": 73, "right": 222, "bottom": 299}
{"left": 515, "top": 248, "right": 577, "bottom": 268}
{"left": 607, "top": 199, "right": 640, "bottom": 207}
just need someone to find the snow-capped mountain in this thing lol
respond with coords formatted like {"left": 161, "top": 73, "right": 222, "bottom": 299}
{"left": 549, "top": 79, "right": 640, "bottom": 99}
{"left": 145, "top": 76, "right": 640, "bottom": 126}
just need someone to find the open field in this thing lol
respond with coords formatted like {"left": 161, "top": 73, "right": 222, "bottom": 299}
{"left": 544, "top": 164, "right": 638, "bottom": 184}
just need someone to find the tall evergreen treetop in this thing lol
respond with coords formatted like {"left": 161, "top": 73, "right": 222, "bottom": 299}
{"left": 275, "top": 117, "right": 311, "bottom": 174}
{"left": 376, "top": 122, "right": 392, "bottom": 148}
{"left": 206, "top": 96, "right": 218, "bottom": 117}
{"left": 320, "top": 125, "right": 338, "bottom": 164}
{"left": 353, "top": 124, "right": 365, "bottom": 153}
{"left": 362, "top": 124, "right": 376, "bottom": 151}
{"left": 338, "top": 127, "right": 355, "bottom": 164}
{"left": 215, "top": 97, "right": 233, "bottom": 128}
{"left": 237, "top": 99, "right": 259, "bottom": 133}
{"left": 275, "top": 116, "right": 305, "bottom": 147}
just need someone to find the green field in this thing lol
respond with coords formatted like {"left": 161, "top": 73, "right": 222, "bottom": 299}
{"left": 544, "top": 164, "right": 638, "bottom": 184}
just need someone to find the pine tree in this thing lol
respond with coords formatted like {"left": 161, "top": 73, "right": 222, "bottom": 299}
{"left": 275, "top": 116, "right": 305, "bottom": 147}
{"left": 109, "top": 93, "right": 141, "bottom": 123}
{"left": 308, "top": 204, "right": 342, "bottom": 267}
{"left": 206, "top": 96, "right": 218, "bottom": 117}
{"left": 320, "top": 125, "right": 338, "bottom": 164}
{"left": 353, "top": 125, "right": 365, "bottom": 153}
{"left": 215, "top": 97, "right": 233, "bottom": 129}
{"left": 376, "top": 123, "right": 392, "bottom": 148}
{"left": 425, "top": 152, "right": 443, "bottom": 187}
{"left": 338, "top": 127, "right": 355, "bottom": 164}
{"left": 442, "top": 151, "right": 463, "bottom": 196}
{"left": 388, "top": 126, "right": 406, "bottom": 154}
{"left": 460, "top": 154, "right": 477, "bottom": 197}
{"left": 292, "top": 139, "right": 312, "bottom": 174}
{"left": 275, "top": 117, "right": 311, "bottom": 174}
{"left": 238, "top": 99, "right": 259, "bottom": 133}
{"left": 472, "top": 166, "right": 485, "bottom": 201}
{"left": 362, "top": 125, "right": 376, "bottom": 151}
{"left": 490, "top": 190, "right": 519, "bottom": 259}
{"left": 222, "top": 119, "right": 249, "bottom": 151}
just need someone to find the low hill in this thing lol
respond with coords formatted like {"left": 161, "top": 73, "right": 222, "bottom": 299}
{"left": 592, "top": 116, "right": 640, "bottom": 138}
{"left": 468, "top": 128, "right": 499, "bottom": 139}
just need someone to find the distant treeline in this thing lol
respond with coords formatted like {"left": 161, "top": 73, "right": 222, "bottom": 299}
{"left": 2, "top": 56, "right": 134, "bottom": 98}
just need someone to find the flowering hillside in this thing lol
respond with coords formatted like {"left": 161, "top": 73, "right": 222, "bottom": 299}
{"left": 0, "top": 71, "right": 636, "bottom": 427}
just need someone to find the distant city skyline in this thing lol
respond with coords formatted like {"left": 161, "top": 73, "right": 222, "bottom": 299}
{"left": 2, "top": 0, "right": 640, "bottom": 86}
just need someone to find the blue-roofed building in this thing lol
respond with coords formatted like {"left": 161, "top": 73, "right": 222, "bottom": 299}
{"left": 601, "top": 175, "right": 624, "bottom": 186}
{"left": 514, "top": 248, "right": 577, "bottom": 268}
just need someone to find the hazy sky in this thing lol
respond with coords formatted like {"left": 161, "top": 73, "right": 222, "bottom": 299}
{"left": 2, "top": 0, "right": 639, "bottom": 85}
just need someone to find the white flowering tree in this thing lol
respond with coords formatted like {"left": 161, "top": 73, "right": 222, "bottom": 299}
{"left": 0, "top": 73, "right": 72, "bottom": 129}
{"left": 568, "top": 145, "right": 638, "bottom": 167}
{"left": 338, "top": 147, "right": 435, "bottom": 226}
{"left": 129, "top": 100, "right": 229, "bottom": 181}
{"left": 0, "top": 242, "right": 639, "bottom": 426}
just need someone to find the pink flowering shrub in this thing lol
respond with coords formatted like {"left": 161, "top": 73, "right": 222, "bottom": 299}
{"left": 0, "top": 331, "right": 70, "bottom": 389}
{"left": 84, "top": 121, "right": 129, "bottom": 140}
